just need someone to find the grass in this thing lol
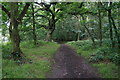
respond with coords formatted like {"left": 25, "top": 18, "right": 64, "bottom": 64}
{"left": 67, "top": 40, "right": 98, "bottom": 59}
{"left": 92, "top": 63, "right": 118, "bottom": 78}
{"left": 2, "top": 41, "right": 60, "bottom": 78}
{"left": 67, "top": 40, "right": 119, "bottom": 78}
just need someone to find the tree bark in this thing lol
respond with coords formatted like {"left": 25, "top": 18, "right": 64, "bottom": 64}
{"left": 108, "top": 9, "right": 115, "bottom": 48}
{"left": 31, "top": 3, "right": 37, "bottom": 45}
{"left": 46, "top": 30, "right": 52, "bottom": 41}
{"left": 10, "top": 26, "right": 23, "bottom": 59}
{"left": 76, "top": 15, "right": 80, "bottom": 41}
{"left": 77, "top": 32, "right": 80, "bottom": 41}
{"left": 46, "top": 11, "right": 56, "bottom": 41}
{"left": 110, "top": 16, "right": 120, "bottom": 48}
{"left": 117, "top": 8, "right": 120, "bottom": 49}
{"left": 81, "top": 15, "right": 95, "bottom": 46}
{"left": 98, "top": 2, "right": 102, "bottom": 46}
{"left": 9, "top": 2, "right": 23, "bottom": 59}
{"left": 1, "top": 3, "right": 30, "bottom": 59}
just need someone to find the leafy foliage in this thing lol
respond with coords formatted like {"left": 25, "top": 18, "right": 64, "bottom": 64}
{"left": 67, "top": 40, "right": 120, "bottom": 65}
{"left": 1, "top": 2, "right": 120, "bottom": 78}
{"left": 89, "top": 47, "right": 120, "bottom": 65}
{"left": 2, "top": 42, "right": 12, "bottom": 59}
{"left": 67, "top": 40, "right": 119, "bottom": 78}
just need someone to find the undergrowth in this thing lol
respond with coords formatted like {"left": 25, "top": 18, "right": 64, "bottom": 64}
{"left": 67, "top": 40, "right": 119, "bottom": 78}
{"left": 2, "top": 40, "right": 59, "bottom": 78}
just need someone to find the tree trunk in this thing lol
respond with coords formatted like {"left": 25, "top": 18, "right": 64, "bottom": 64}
{"left": 0, "top": 2, "right": 30, "bottom": 60}
{"left": 50, "top": 21, "right": 55, "bottom": 39}
{"left": 77, "top": 32, "right": 80, "bottom": 41}
{"left": 81, "top": 15, "right": 95, "bottom": 46}
{"left": 108, "top": 9, "right": 115, "bottom": 48}
{"left": 32, "top": 3, "right": 37, "bottom": 45}
{"left": 46, "top": 30, "right": 52, "bottom": 41}
{"left": 110, "top": 16, "right": 120, "bottom": 48}
{"left": 117, "top": 8, "right": 120, "bottom": 49}
{"left": 47, "top": 16, "right": 56, "bottom": 41}
{"left": 9, "top": 19, "right": 23, "bottom": 59}
{"left": 10, "top": 27, "right": 23, "bottom": 59}
{"left": 118, "top": 8, "right": 120, "bottom": 31}
{"left": 46, "top": 5, "right": 56, "bottom": 42}
{"left": 76, "top": 15, "right": 80, "bottom": 41}
{"left": 98, "top": 2, "right": 102, "bottom": 46}
{"left": 9, "top": 3, "right": 23, "bottom": 59}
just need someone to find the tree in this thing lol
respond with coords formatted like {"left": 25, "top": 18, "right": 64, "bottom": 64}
{"left": 101, "top": 2, "right": 120, "bottom": 48}
{"left": 64, "top": 2, "right": 96, "bottom": 45}
{"left": 35, "top": 2, "right": 62, "bottom": 41}
{"left": 98, "top": 2, "right": 102, "bottom": 46}
{"left": 75, "top": 15, "right": 81, "bottom": 41}
{"left": 109, "top": 3, "right": 120, "bottom": 48}
{"left": 111, "top": 15, "right": 120, "bottom": 48}
{"left": 31, "top": 3, "right": 37, "bottom": 45}
{"left": 0, "top": 3, "right": 30, "bottom": 59}
{"left": 81, "top": 15, "right": 95, "bottom": 46}
{"left": 107, "top": 2, "right": 115, "bottom": 48}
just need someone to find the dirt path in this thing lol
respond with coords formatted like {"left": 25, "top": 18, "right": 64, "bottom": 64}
{"left": 48, "top": 44, "right": 99, "bottom": 78}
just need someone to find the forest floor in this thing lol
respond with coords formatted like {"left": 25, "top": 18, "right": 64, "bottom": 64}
{"left": 48, "top": 44, "right": 100, "bottom": 78}
{"left": 2, "top": 40, "right": 118, "bottom": 78}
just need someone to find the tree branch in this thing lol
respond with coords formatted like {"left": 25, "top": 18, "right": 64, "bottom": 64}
{"left": 36, "top": 15, "right": 50, "bottom": 21}
{"left": 17, "top": 3, "right": 30, "bottom": 23}
{"left": 78, "top": 2, "right": 84, "bottom": 8}
{"left": 0, "top": 4, "right": 10, "bottom": 18}
{"left": 55, "top": 18, "right": 59, "bottom": 22}
{"left": 34, "top": 8, "right": 46, "bottom": 14}
{"left": 35, "top": 2, "right": 53, "bottom": 16}
{"left": 56, "top": 9, "right": 63, "bottom": 13}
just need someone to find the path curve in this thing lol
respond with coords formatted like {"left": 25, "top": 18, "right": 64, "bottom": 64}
{"left": 48, "top": 44, "right": 99, "bottom": 78}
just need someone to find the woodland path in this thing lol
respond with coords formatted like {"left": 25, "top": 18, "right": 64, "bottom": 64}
{"left": 48, "top": 44, "right": 99, "bottom": 78}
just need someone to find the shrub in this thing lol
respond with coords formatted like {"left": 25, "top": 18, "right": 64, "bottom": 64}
{"left": 67, "top": 40, "right": 120, "bottom": 65}
{"left": 67, "top": 40, "right": 93, "bottom": 50}
{"left": 89, "top": 54, "right": 104, "bottom": 62}
{"left": 2, "top": 42, "right": 12, "bottom": 59}
{"left": 108, "top": 53, "right": 120, "bottom": 65}
{"left": 89, "top": 47, "right": 120, "bottom": 65}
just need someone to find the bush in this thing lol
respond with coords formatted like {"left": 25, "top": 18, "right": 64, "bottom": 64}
{"left": 2, "top": 42, "right": 12, "bottom": 58}
{"left": 89, "top": 47, "right": 120, "bottom": 65}
{"left": 67, "top": 40, "right": 120, "bottom": 65}
{"left": 108, "top": 53, "right": 120, "bottom": 65}
{"left": 67, "top": 40, "right": 93, "bottom": 50}
{"left": 89, "top": 54, "right": 104, "bottom": 62}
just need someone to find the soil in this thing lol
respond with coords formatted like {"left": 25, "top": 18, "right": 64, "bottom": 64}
{"left": 47, "top": 44, "right": 100, "bottom": 78}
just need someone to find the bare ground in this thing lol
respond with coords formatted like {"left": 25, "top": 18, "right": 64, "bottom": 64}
{"left": 47, "top": 44, "right": 100, "bottom": 78}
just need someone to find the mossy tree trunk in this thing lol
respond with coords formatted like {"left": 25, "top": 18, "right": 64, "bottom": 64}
{"left": 9, "top": 3, "right": 23, "bottom": 59}
{"left": 46, "top": 11, "right": 56, "bottom": 42}
{"left": 1, "top": 2, "right": 30, "bottom": 59}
